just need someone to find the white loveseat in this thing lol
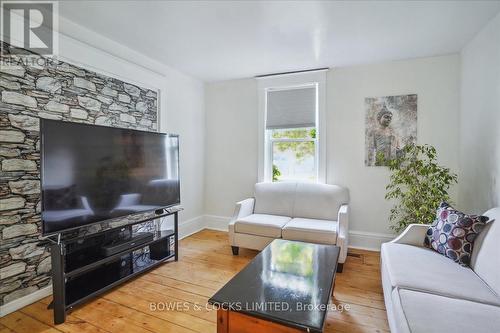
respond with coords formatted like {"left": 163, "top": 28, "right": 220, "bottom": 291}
{"left": 381, "top": 207, "right": 500, "bottom": 333}
{"left": 228, "top": 182, "right": 350, "bottom": 271}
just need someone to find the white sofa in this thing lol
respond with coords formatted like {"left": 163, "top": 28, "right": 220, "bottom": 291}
{"left": 228, "top": 182, "right": 350, "bottom": 272}
{"left": 381, "top": 207, "right": 500, "bottom": 333}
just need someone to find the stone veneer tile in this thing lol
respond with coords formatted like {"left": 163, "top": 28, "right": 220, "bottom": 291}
{"left": 45, "top": 101, "right": 70, "bottom": 113}
{"left": 1, "top": 91, "right": 37, "bottom": 108}
{"left": 1, "top": 159, "right": 37, "bottom": 171}
{"left": 0, "top": 130, "right": 25, "bottom": 143}
{"left": 7, "top": 114, "right": 40, "bottom": 131}
{"left": 70, "top": 108, "right": 89, "bottom": 120}
{"left": 8, "top": 180, "right": 40, "bottom": 195}
{"left": 77, "top": 96, "right": 101, "bottom": 112}
{"left": 0, "top": 197, "right": 26, "bottom": 211}
{"left": 2, "top": 223, "right": 38, "bottom": 239}
{"left": 73, "top": 77, "right": 96, "bottom": 92}
{"left": 36, "top": 77, "right": 62, "bottom": 93}
{"left": 0, "top": 262, "right": 27, "bottom": 279}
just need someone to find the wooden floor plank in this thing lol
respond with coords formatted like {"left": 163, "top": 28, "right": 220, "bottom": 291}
{"left": 117, "top": 282, "right": 215, "bottom": 322}
{"left": 4, "top": 230, "right": 388, "bottom": 332}
{"left": 81, "top": 298, "right": 196, "bottom": 333}
{"left": 0, "top": 311, "right": 62, "bottom": 333}
{"left": 0, "top": 323, "right": 15, "bottom": 333}
{"left": 69, "top": 301, "right": 152, "bottom": 333}
{"left": 20, "top": 302, "right": 109, "bottom": 333}
{"left": 127, "top": 278, "right": 210, "bottom": 306}
{"left": 102, "top": 290, "right": 216, "bottom": 333}
{"left": 139, "top": 273, "right": 218, "bottom": 298}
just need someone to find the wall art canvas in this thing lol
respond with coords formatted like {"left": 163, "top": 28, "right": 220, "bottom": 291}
{"left": 365, "top": 94, "right": 417, "bottom": 166}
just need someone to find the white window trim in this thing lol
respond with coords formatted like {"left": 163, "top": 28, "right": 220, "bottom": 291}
{"left": 257, "top": 70, "right": 327, "bottom": 183}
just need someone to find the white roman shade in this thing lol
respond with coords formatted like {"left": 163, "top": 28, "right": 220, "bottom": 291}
{"left": 266, "top": 86, "right": 316, "bottom": 129}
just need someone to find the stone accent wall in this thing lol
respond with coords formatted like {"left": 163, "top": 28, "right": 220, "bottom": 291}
{"left": 0, "top": 42, "right": 158, "bottom": 305}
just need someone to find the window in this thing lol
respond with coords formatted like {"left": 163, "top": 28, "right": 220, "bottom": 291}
{"left": 258, "top": 71, "right": 326, "bottom": 183}
{"left": 270, "top": 127, "right": 317, "bottom": 182}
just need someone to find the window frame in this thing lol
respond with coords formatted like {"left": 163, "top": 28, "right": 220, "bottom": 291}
{"left": 257, "top": 71, "right": 327, "bottom": 183}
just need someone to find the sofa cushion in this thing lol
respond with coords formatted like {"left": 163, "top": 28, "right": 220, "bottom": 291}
{"left": 234, "top": 214, "right": 291, "bottom": 238}
{"left": 471, "top": 208, "right": 500, "bottom": 296}
{"left": 392, "top": 288, "right": 500, "bottom": 333}
{"left": 424, "top": 202, "right": 488, "bottom": 266}
{"left": 293, "top": 183, "right": 349, "bottom": 221}
{"left": 254, "top": 182, "right": 296, "bottom": 217}
{"left": 381, "top": 242, "right": 500, "bottom": 306}
{"left": 282, "top": 218, "right": 337, "bottom": 244}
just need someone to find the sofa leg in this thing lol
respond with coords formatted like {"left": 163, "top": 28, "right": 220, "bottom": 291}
{"left": 336, "top": 263, "right": 344, "bottom": 273}
{"left": 231, "top": 246, "right": 239, "bottom": 255}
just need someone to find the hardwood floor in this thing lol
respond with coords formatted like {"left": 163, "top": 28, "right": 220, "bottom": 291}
{"left": 0, "top": 230, "right": 389, "bottom": 333}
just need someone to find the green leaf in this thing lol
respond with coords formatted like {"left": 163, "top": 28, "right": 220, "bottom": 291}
{"left": 384, "top": 143, "right": 457, "bottom": 232}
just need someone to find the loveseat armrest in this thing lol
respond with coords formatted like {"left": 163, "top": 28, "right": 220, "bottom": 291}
{"left": 229, "top": 198, "right": 255, "bottom": 228}
{"left": 337, "top": 204, "right": 349, "bottom": 264}
{"left": 228, "top": 198, "right": 255, "bottom": 241}
{"left": 390, "top": 224, "right": 429, "bottom": 247}
{"left": 230, "top": 198, "right": 255, "bottom": 223}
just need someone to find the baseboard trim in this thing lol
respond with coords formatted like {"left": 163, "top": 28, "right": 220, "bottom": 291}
{"left": 0, "top": 285, "right": 52, "bottom": 317}
{"left": 204, "top": 214, "right": 230, "bottom": 232}
{"left": 348, "top": 230, "right": 394, "bottom": 251}
{"left": 178, "top": 215, "right": 206, "bottom": 239}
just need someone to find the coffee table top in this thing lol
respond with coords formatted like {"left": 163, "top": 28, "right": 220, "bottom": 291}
{"left": 208, "top": 239, "right": 340, "bottom": 333}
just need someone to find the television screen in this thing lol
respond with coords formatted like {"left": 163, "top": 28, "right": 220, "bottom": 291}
{"left": 41, "top": 119, "right": 180, "bottom": 235}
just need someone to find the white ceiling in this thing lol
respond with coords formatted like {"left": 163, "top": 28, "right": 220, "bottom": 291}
{"left": 59, "top": 1, "right": 500, "bottom": 82}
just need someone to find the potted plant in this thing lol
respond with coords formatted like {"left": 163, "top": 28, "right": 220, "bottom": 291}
{"left": 385, "top": 144, "right": 458, "bottom": 233}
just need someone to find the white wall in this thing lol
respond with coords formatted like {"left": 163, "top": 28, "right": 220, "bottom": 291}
{"left": 205, "top": 79, "right": 258, "bottom": 216}
{"left": 205, "top": 55, "right": 461, "bottom": 248}
{"left": 58, "top": 16, "right": 206, "bottom": 225}
{"left": 163, "top": 74, "right": 205, "bottom": 223}
{"left": 458, "top": 13, "right": 500, "bottom": 214}
{"left": 328, "top": 55, "right": 460, "bottom": 238}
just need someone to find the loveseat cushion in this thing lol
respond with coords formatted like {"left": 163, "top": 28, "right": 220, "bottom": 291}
{"left": 382, "top": 242, "right": 500, "bottom": 306}
{"left": 391, "top": 288, "right": 500, "bottom": 333}
{"left": 282, "top": 218, "right": 337, "bottom": 244}
{"left": 234, "top": 214, "right": 291, "bottom": 238}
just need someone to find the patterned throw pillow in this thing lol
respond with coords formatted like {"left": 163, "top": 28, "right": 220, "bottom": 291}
{"left": 424, "top": 202, "right": 488, "bottom": 266}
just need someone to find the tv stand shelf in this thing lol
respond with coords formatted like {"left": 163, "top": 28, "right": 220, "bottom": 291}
{"left": 65, "top": 229, "right": 175, "bottom": 278}
{"left": 49, "top": 210, "right": 179, "bottom": 324}
{"left": 65, "top": 251, "right": 176, "bottom": 308}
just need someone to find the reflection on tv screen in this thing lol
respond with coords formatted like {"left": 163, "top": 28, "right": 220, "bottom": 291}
{"left": 41, "top": 120, "right": 180, "bottom": 235}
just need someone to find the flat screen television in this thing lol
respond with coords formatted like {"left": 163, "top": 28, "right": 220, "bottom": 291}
{"left": 40, "top": 119, "right": 180, "bottom": 235}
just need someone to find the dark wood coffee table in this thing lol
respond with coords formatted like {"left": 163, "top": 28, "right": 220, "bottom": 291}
{"left": 209, "top": 239, "right": 340, "bottom": 333}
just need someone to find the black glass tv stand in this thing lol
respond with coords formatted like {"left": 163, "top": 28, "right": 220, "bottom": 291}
{"left": 47, "top": 209, "right": 179, "bottom": 324}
